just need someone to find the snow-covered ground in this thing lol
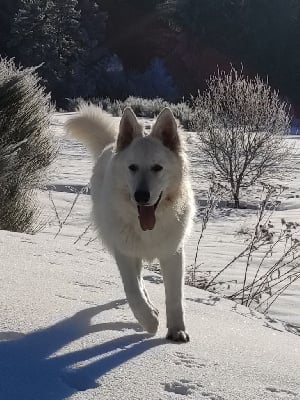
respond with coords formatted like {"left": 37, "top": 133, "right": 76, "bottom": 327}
{"left": 1, "top": 112, "right": 300, "bottom": 399}
{"left": 1, "top": 229, "right": 300, "bottom": 400}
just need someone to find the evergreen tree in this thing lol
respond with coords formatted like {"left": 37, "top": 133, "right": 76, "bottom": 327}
{"left": 8, "top": 0, "right": 84, "bottom": 104}
{"left": 129, "top": 58, "right": 178, "bottom": 100}
{"left": 9, "top": 0, "right": 49, "bottom": 65}
{"left": 70, "top": 0, "right": 109, "bottom": 98}
{"left": 0, "top": 0, "right": 19, "bottom": 56}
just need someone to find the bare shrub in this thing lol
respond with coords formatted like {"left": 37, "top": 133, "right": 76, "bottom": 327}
{"left": 0, "top": 58, "right": 56, "bottom": 232}
{"left": 192, "top": 68, "right": 292, "bottom": 208}
{"left": 48, "top": 184, "right": 90, "bottom": 239}
{"left": 204, "top": 184, "right": 300, "bottom": 312}
{"left": 186, "top": 181, "right": 227, "bottom": 287}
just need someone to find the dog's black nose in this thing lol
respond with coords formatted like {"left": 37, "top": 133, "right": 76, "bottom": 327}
{"left": 134, "top": 190, "right": 150, "bottom": 204}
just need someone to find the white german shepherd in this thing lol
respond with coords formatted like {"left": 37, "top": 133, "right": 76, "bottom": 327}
{"left": 65, "top": 105, "right": 195, "bottom": 342}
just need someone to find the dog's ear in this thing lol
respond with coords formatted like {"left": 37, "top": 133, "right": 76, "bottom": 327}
{"left": 116, "top": 107, "right": 143, "bottom": 151}
{"left": 150, "top": 108, "right": 181, "bottom": 153}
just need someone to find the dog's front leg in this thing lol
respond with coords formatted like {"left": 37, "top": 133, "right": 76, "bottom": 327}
{"left": 160, "top": 249, "right": 189, "bottom": 342}
{"left": 114, "top": 251, "right": 159, "bottom": 334}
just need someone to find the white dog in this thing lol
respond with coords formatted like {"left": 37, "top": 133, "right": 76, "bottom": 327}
{"left": 65, "top": 105, "right": 195, "bottom": 342}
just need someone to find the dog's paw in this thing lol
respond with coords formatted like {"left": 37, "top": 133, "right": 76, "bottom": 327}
{"left": 138, "top": 310, "right": 159, "bottom": 335}
{"left": 143, "top": 316, "right": 159, "bottom": 335}
{"left": 166, "top": 329, "right": 190, "bottom": 343}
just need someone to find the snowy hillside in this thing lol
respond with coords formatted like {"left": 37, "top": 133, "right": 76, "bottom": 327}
{"left": 1, "top": 230, "right": 299, "bottom": 400}
{"left": 0, "top": 112, "right": 300, "bottom": 399}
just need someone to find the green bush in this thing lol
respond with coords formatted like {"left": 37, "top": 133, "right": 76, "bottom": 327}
{"left": 0, "top": 58, "right": 56, "bottom": 232}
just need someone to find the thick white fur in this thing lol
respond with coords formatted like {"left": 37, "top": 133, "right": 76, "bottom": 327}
{"left": 65, "top": 105, "right": 195, "bottom": 341}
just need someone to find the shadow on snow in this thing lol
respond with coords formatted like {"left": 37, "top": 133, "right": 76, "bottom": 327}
{"left": 0, "top": 299, "right": 166, "bottom": 399}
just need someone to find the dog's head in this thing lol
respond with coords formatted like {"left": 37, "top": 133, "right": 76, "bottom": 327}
{"left": 115, "top": 107, "right": 184, "bottom": 231}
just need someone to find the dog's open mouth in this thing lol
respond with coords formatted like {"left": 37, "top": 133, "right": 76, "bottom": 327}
{"left": 138, "top": 192, "right": 162, "bottom": 231}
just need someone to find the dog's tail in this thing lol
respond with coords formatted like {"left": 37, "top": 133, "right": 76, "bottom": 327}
{"left": 65, "top": 104, "right": 117, "bottom": 159}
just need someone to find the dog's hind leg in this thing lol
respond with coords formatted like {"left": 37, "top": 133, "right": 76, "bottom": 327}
{"left": 114, "top": 251, "right": 159, "bottom": 334}
{"left": 160, "top": 249, "right": 189, "bottom": 343}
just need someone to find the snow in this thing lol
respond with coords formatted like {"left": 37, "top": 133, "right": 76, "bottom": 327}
{"left": 1, "top": 231, "right": 299, "bottom": 399}
{"left": 0, "top": 112, "right": 300, "bottom": 399}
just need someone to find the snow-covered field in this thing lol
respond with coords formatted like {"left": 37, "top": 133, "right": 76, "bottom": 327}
{"left": 0, "top": 112, "right": 299, "bottom": 399}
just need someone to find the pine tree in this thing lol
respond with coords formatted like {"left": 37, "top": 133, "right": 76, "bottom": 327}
{"left": 8, "top": 0, "right": 84, "bottom": 104}
{"left": 70, "top": 1, "right": 112, "bottom": 99}
{"left": 9, "top": 0, "right": 48, "bottom": 64}
{"left": 0, "top": 0, "right": 19, "bottom": 56}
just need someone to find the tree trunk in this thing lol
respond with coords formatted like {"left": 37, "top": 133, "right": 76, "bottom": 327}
{"left": 233, "top": 194, "right": 240, "bottom": 208}
{"left": 230, "top": 180, "right": 240, "bottom": 208}
{"left": 232, "top": 186, "right": 240, "bottom": 208}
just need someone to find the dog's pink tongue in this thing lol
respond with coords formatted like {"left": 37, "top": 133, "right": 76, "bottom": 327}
{"left": 138, "top": 206, "right": 156, "bottom": 231}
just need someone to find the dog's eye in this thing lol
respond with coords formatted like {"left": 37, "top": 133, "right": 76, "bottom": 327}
{"left": 151, "top": 164, "right": 163, "bottom": 172}
{"left": 128, "top": 164, "right": 138, "bottom": 172}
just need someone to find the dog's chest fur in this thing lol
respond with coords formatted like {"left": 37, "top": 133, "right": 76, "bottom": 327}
{"left": 92, "top": 189, "right": 191, "bottom": 259}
